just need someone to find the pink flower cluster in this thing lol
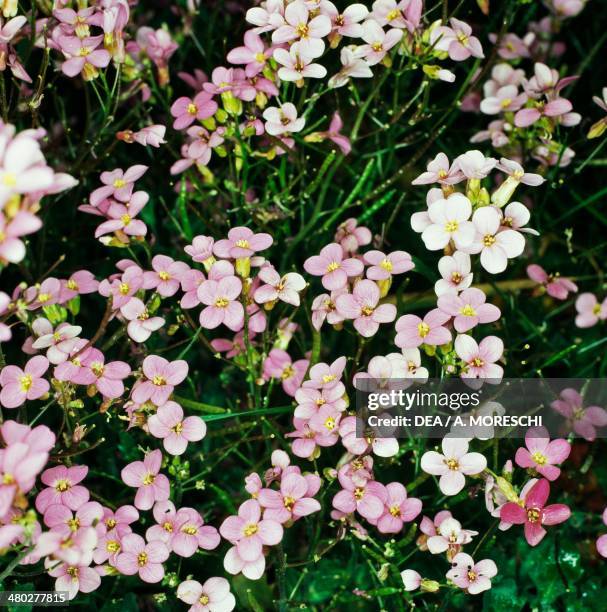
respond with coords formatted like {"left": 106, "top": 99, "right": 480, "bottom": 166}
{"left": 219, "top": 451, "right": 320, "bottom": 579}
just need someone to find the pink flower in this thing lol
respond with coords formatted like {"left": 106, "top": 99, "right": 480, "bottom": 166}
{"left": 263, "top": 349, "right": 308, "bottom": 396}
{"left": 120, "top": 449, "right": 170, "bottom": 510}
{"left": 185, "top": 235, "right": 215, "bottom": 265}
{"left": 421, "top": 193, "right": 475, "bottom": 251}
{"left": 454, "top": 150, "right": 497, "bottom": 179}
{"left": 219, "top": 499, "right": 283, "bottom": 561}
{"left": 25, "top": 278, "right": 63, "bottom": 310}
{"left": 271, "top": 0, "right": 331, "bottom": 57}
{"left": 170, "top": 92, "right": 218, "bottom": 130}
{"left": 294, "top": 383, "right": 346, "bottom": 419}
{"left": 131, "top": 125, "right": 166, "bottom": 147}
{"left": 371, "top": 0, "right": 422, "bottom": 30}
{"left": 500, "top": 479, "right": 571, "bottom": 546}
{"left": 421, "top": 437, "right": 486, "bottom": 495}
{"left": 332, "top": 477, "right": 387, "bottom": 520}
{"left": 177, "top": 577, "right": 236, "bottom": 612}
{"left": 430, "top": 18, "right": 484, "bottom": 61}
{"left": 313, "top": 112, "right": 352, "bottom": 155}
{"left": 73, "top": 348, "right": 130, "bottom": 399}
{"left": 334, "top": 218, "right": 372, "bottom": 254}
{"left": 258, "top": 473, "right": 321, "bottom": 523}
{"left": 227, "top": 30, "right": 273, "bottom": 77}
{"left": 59, "top": 35, "right": 111, "bottom": 80}
{"left": 395, "top": 309, "right": 451, "bottom": 349}
{"left": 144, "top": 254, "right": 189, "bottom": 297}
{"left": 131, "top": 355, "right": 189, "bottom": 405}
{"left": 335, "top": 279, "right": 396, "bottom": 337}
{"left": 198, "top": 276, "right": 244, "bottom": 331}
{"left": 465, "top": 206, "right": 525, "bottom": 274}
{"left": 121, "top": 298, "right": 165, "bottom": 342}
{"left": 36, "top": 465, "right": 89, "bottom": 513}
{"left": 375, "top": 482, "right": 422, "bottom": 533}
{"left": 147, "top": 401, "right": 206, "bottom": 455}
{"left": 515, "top": 99, "right": 573, "bottom": 128}
{"left": 304, "top": 243, "right": 364, "bottom": 290}
{"left": 303, "top": 356, "right": 347, "bottom": 389}
{"left": 364, "top": 250, "right": 414, "bottom": 281}
{"left": 170, "top": 508, "right": 220, "bottom": 557}
{"left": 311, "top": 290, "right": 346, "bottom": 330}
{"left": 527, "top": 265, "right": 577, "bottom": 300}
{"left": 597, "top": 508, "right": 607, "bottom": 558}
{"left": 551, "top": 388, "right": 607, "bottom": 441}
{"left": 60, "top": 270, "right": 99, "bottom": 301}
{"left": 262, "top": 103, "right": 306, "bottom": 136}
{"left": 480, "top": 85, "right": 527, "bottom": 114}
{"left": 94, "top": 193, "right": 149, "bottom": 239}
{"left": 43, "top": 501, "right": 103, "bottom": 538}
{"left": 115, "top": 533, "right": 169, "bottom": 583}
{"left": 90, "top": 165, "right": 148, "bottom": 206}
{"left": 48, "top": 562, "right": 101, "bottom": 600}
{"left": 575, "top": 293, "right": 607, "bottom": 328}
{"left": 339, "top": 415, "right": 399, "bottom": 457}
{"left": 412, "top": 152, "right": 465, "bottom": 186}
{"left": 455, "top": 334, "right": 504, "bottom": 380}
{"left": 359, "top": 19, "right": 402, "bottom": 65}
{"left": 447, "top": 553, "right": 497, "bottom": 595}
{"left": 514, "top": 426, "right": 570, "bottom": 481}
{"left": 254, "top": 266, "right": 306, "bottom": 307}
{"left": 435, "top": 252, "right": 473, "bottom": 296}
{"left": 100, "top": 504, "right": 139, "bottom": 537}
{"left": 0, "top": 212, "right": 43, "bottom": 263}
{"left": 0, "top": 355, "right": 49, "bottom": 408}
{"left": 213, "top": 227, "right": 273, "bottom": 259}
{"left": 437, "top": 288, "right": 501, "bottom": 333}
{"left": 223, "top": 545, "right": 266, "bottom": 580}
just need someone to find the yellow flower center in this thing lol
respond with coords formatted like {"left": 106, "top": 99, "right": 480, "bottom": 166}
{"left": 387, "top": 9, "right": 400, "bottom": 20}
{"left": 460, "top": 304, "right": 476, "bottom": 317}
{"left": 451, "top": 272, "right": 463, "bottom": 284}
{"left": 471, "top": 357, "right": 484, "bottom": 367}
{"left": 119, "top": 282, "right": 130, "bottom": 295}
{"left": 38, "top": 293, "right": 51, "bottom": 303}
{"left": 107, "top": 540, "right": 120, "bottom": 553}
{"left": 531, "top": 451, "right": 547, "bottom": 465}
{"left": 445, "top": 221, "right": 459, "bottom": 233}
{"left": 389, "top": 505, "right": 401, "bottom": 517}
{"left": 354, "top": 487, "right": 365, "bottom": 500}
{"left": 281, "top": 365, "right": 295, "bottom": 380}
{"left": 187, "top": 103, "right": 197, "bottom": 115}
{"left": 445, "top": 458, "right": 459, "bottom": 470}
{"left": 593, "top": 304, "right": 602, "bottom": 315}
{"left": 372, "top": 42, "right": 383, "bottom": 52}
{"left": 457, "top": 33, "right": 469, "bottom": 45}
{"left": 235, "top": 239, "right": 250, "bottom": 249}
{"left": 143, "top": 472, "right": 155, "bottom": 485}
{"left": 19, "top": 374, "right": 33, "bottom": 392}
{"left": 121, "top": 214, "right": 131, "bottom": 226}
{"left": 113, "top": 179, "right": 126, "bottom": 188}
{"left": 67, "top": 279, "right": 78, "bottom": 290}
{"left": 244, "top": 523, "right": 258, "bottom": 537}
{"left": 296, "top": 23, "right": 309, "bottom": 38}
{"left": 2, "top": 173, "right": 16, "bottom": 187}
{"left": 284, "top": 496, "right": 296, "bottom": 510}
{"left": 254, "top": 52, "right": 266, "bottom": 63}
{"left": 483, "top": 234, "right": 496, "bottom": 247}
{"left": 182, "top": 525, "right": 198, "bottom": 535}
{"left": 214, "top": 297, "right": 229, "bottom": 308}
{"left": 418, "top": 322, "right": 430, "bottom": 338}
{"left": 361, "top": 305, "right": 374, "bottom": 316}
{"left": 3, "top": 473, "right": 15, "bottom": 485}
{"left": 199, "top": 595, "right": 210, "bottom": 605}
{"left": 78, "top": 47, "right": 90, "bottom": 57}
{"left": 500, "top": 98, "right": 512, "bottom": 108}
{"left": 163, "top": 521, "right": 173, "bottom": 532}
{"left": 67, "top": 566, "right": 79, "bottom": 577}
{"left": 467, "top": 570, "right": 477, "bottom": 582}
{"left": 527, "top": 507, "right": 541, "bottom": 523}
{"left": 137, "top": 552, "right": 148, "bottom": 566}
{"left": 379, "top": 258, "right": 393, "bottom": 272}
{"left": 91, "top": 362, "right": 104, "bottom": 376}
{"left": 172, "top": 422, "right": 184, "bottom": 434}
{"left": 105, "top": 518, "right": 117, "bottom": 529}
{"left": 67, "top": 518, "right": 80, "bottom": 531}
{"left": 326, "top": 261, "right": 340, "bottom": 272}
{"left": 56, "top": 479, "right": 71, "bottom": 492}
{"left": 152, "top": 375, "right": 166, "bottom": 386}
{"left": 324, "top": 416, "right": 336, "bottom": 431}
{"left": 158, "top": 271, "right": 171, "bottom": 281}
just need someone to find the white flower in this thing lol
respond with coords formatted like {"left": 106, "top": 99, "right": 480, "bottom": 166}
{"left": 421, "top": 193, "right": 475, "bottom": 251}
